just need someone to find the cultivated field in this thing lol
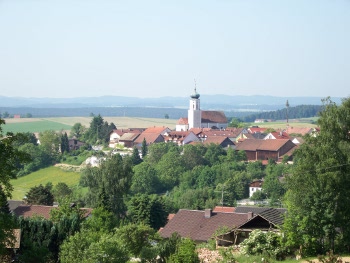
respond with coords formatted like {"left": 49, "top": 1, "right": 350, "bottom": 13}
{"left": 2, "top": 117, "right": 178, "bottom": 134}
{"left": 10, "top": 166, "right": 81, "bottom": 200}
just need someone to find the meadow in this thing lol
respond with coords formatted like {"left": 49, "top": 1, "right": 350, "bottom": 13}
{"left": 2, "top": 117, "right": 178, "bottom": 133}
{"left": 10, "top": 166, "right": 81, "bottom": 200}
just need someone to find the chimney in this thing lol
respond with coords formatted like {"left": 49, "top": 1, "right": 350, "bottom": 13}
{"left": 247, "top": 212, "right": 253, "bottom": 220}
{"left": 205, "top": 209, "right": 212, "bottom": 218}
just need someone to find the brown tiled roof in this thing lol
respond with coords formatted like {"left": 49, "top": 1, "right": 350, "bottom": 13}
{"left": 8, "top": 200, "right": 24, "bottom": 212}
{"left": 235, "top": 139, "right": 294, "bottom": 151}
{"left": 133, "top": 133, "right": 164, "bottom": 144}
{"left": 13, "top": 205, "right": 93, "bottom": 219}
{"left": 201, "top": 111, "right": 227, "bottom": 123}
{"left": 159, "top": 209, "right": 249, "bottom": 242}
{"left": 203, "top": 128, "right": 243, "bottom": 138}
{"left": 234, "top": 206, "right": 286, "bottom": 226}
{"left": 213, "top": 206, "right": 235, "bottom": 213}
{"left": 119, "top": 132, "right": 140, "bottom": 141}
{"left": 203, "top": 136, "right": 234, "bottom": 146}
{"left": 13, "top": 205, "right": 56, "bottom": 219}
{"left": 250, "top": 180, "right": 263, "bottom": 187}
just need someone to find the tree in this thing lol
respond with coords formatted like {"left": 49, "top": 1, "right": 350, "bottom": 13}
{"left": 0, "top": 119, "right": 29, "bottom": 255}
{"left": 39, "top": 130, "right": 60, "bottom": 161}
{"left": 168, "top": 238, "right": 200, "bottom": 263}
{"left": 25, "top": 184, "right": 54, "bottom": 205}
{"left": 130, "top": 146, "right": 142, "bottom": 165}
{"left": 25, "top": 113, "right": 33, "bottom": 118}
{"left": 80, "top": 154, "right": 133, "bottom": 219}
{"left": 128, "top": 194, "right": 168, "bottom": 230}
{"left": 70, "top": 122, "right": 86, "bottom": 139}
{"left": 131, "top": 162, "right": 160, "bottom": 194}
{"left": 52, "top": 182, "right": 72, "bottom": 201}
{"left": 60, "top": 132, "right": 70, "bottom": 154}
{"left": 283, "top": 97, "right": 350, "bottom": 255}
{"left": 141, "top": 138, "right": 147, "bottom": 158}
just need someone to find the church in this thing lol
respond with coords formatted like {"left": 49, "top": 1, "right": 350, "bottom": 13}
{"left": 175, "top": 88, "right": 228, "bottom": 131}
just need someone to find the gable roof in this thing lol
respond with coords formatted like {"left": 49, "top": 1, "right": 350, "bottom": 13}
{"left": 201, "top": 111, "right": 227, "bottom": 123}
{"left": 143, "top": 126, "right": 170, "bottom": 134}
{"left": 119, "top": 132, "right": 141, "bottom": 141}
{"left": 133, "top": 133, "right": 164, "bottom": 144}
{"left": 177, "top": 118, "right": 188, "bottom": 125}
{"left": 159, "top": 209, "right": 249, "bottom": 242}
{"left": 213, "top": 206, "right": 235, "bottom": 213}
{"left": 13, "top": 205, "right": 56, "bottom": 219}
{"left": 235, "top": 139, "right": 295, "bottom": 152}
{"left": 234, "top": 206, "right": 286, "bottom": 226}
{"left": 285, "top": 126, "right": 314, "bottom": 135}
{"left": 264, "top": 131, "right": 290, "bottom": 140}
{"left": 203, "top": 136, "right": 234, "bottom": 147}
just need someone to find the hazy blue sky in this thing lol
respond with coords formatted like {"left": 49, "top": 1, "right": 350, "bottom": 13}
{"left": 0, "top": 0, "right": 349, "bottom": 99}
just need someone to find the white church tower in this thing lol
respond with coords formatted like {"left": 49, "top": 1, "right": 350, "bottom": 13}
{"left": 188, "top": 86, "right": 201, "bottom": 129}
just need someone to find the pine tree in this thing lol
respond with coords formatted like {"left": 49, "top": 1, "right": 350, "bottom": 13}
{"left": 141, "top": 138, "right": 147, "bottom": 158}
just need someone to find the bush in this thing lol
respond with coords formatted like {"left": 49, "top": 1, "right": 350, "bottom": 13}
{"left": 240, "top": 230, "right": 287, "bottom": 260}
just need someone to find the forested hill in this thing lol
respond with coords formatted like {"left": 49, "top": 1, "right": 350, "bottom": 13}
{"left": 242, "top": 104, "right": 323, "bottom": 122}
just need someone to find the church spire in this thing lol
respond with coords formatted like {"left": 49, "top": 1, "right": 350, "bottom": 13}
{"left": 191, "top": 79, "right": 200, "bottom": 99}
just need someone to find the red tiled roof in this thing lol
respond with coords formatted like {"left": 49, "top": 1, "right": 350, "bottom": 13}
{"left": 177, "top": 118, "right": 188, "bottom": 125}
{"left": 213, "top": 206, "right": 235, "bottom": 213}
{"left": 133, "top": 133, "right": 164, "bottom": 144}
{"left": 159, "top": 209, "right": 249, "bottom": 242}
{"left": 285, "top": 127, "right": 314, "bottom": 135}
{"left": 201, "top": 111, "right": 227, "bottom": 123}
{"left": 203, "top": 128, "right": 244, "bottom": 138}
{"left": 266, "top": 131, "right": 290, "bottom": 140}
{"left": 248, "top": 127, "right": 267, "bottom": 134}
{"left": 143, "top": 126, "right": 170, "bottom": 134}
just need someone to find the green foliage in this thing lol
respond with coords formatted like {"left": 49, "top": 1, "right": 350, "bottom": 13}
{"left": 52, "top": 182, "right": 72, "bottom": 201}
{"left": 131, "top": 162, "right": 160, "bottom": 194}
{"left": 115, "top": 223, "right": 157, "bottom": 258}
{"left": 240, "top": 230, "right": 287, "bottom": 260}
{"left": 39, "top": 130, "right": 61, "bottom": 160}
{"left": 283, "top": 97, "right": 350, "bottom": 255}
{"left": 83, "top": 207, "right": 118, "bottom": 233}
{"left": 204, "top": 143, "right": 226, "bottom": 166}
{"left": 0, "top": 186, "right": 16, "bottom": 256}
{"left": 70, "top": 122, "right": 86, "bottom": 139}
{"left": 83, "top": 115, "right": 115, "bottom": 145}
{"left": 128, "top": 194, "right": 168, "bottom": 230}
{"left": 60, "top": 132, "right": 70, "bottom": 153}
{"left": 131, "top": 146, "right": 142, "bottom": 165}
{"left": 307, "top": 251, "right": 344, "bottom": 263}
{"left": 49, "top": 198, "right": 85, "bottom": 223}
{"left": 25, "top": 184, "right": 54, "bottom": 205}
{"left": 168, "top": 238, "right": 200, "bottom": 263}
{"left": 80, "top": 154, "right": 133, "bottom": 219}
{"left": 250, "top": 189, "right": 267, "bottom": 201}
{"left": 141, "top": 137, "right": 148, "bottom": 158}
{"left": 59, "top": 229, "right": 129, "bottom": 263}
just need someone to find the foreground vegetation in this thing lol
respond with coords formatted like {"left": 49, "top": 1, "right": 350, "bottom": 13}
{"left": 1, "top": 97, "right": 350, "bottom": 262}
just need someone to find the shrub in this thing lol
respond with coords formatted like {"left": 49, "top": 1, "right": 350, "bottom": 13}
{"left": 240, "top": 230, "right": 287, "bottom": 260}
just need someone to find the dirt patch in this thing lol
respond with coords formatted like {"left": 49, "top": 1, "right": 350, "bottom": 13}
{"left": 54, "top": 163, "right": 83, "bottom": 172}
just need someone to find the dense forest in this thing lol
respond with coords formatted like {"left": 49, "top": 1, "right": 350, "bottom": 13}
{"left": 242, "top": 104, "right": 323, "bottom": 122}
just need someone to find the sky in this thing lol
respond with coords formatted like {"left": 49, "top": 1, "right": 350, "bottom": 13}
{"left": 0, "top": 0, "right": 349, "bottom": 99}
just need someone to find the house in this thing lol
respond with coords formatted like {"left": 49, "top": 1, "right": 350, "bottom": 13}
{"left": 68, "top": 138, "right": 85, "bottom": 151}
{"left": 133, "top": 132, "right": 165, "bottom": 148}
{"left": 235, "top": 139, "right": 297, "bottom": 162}
{"left": 109, "top": 128, "right": 144, "bottom": 148}
{"left": 159, "top": 209, "right": 249, "bottom": 243}
{"left": 249, "top": 180, "right": 263, "bottom": 197}
{"left": 13, "top": 204, "right": 93, "bottom": 219}
{"left": 176, "top": 88, "right": 228, "bottom": 131}
{"left": 201, "top": 128, "right": 248, "bottom": 143}
{"left": 160, "top": 207, "right": 285, "bottom": 246}
{"left": 202, "top": 136, "right": 235, "bottom": 148}
{"left": 285, "top": 126, "right": 316, "bottom": 136}
{"left": 247, "top": 127, "right": 268, "bottom": 134}
{"left": 213, "top": 206, "right": 235, "bottom": 213}
{"left": 118, "top": 132, "right": 141, "bottom": 148}
{"left": 163, "top": 131, "right": 200, "bottom": 145}
{"left": 143, "top": 126, "right": 171, "bottom": 135}
{"left": 264, "top": 131, "right": 290, "bottom": 140}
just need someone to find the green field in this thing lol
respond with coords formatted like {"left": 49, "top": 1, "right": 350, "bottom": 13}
{"left": 10, "top": 166, "right": 81, "bottom": 200}
{"left": 2, "top": 119, "right": 72, "bottom": 133}
{"left": 2, "top": 117, "right": 177, "bottom": 134}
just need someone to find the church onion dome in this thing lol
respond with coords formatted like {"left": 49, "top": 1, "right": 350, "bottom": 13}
{"left": 190, "top": 88, "right": 200, "bottom": 99}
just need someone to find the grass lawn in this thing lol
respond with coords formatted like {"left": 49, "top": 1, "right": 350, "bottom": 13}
{"left": 10, "top": 166, "right": 81, "bottom": 200}
{"left": 2, "top": 119, "right": 72, "bottom": 134}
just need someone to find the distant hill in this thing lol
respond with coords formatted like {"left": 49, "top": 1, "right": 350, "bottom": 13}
{"left": 0, "top": 95, "right": 342, "bottom": 119}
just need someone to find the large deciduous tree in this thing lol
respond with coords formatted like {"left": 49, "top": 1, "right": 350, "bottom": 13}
{"left": 80, "top": 154, "right": 133, "bottom": 220}
{"left": 283, "top": 97, "right": 350, "bottom": 255}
